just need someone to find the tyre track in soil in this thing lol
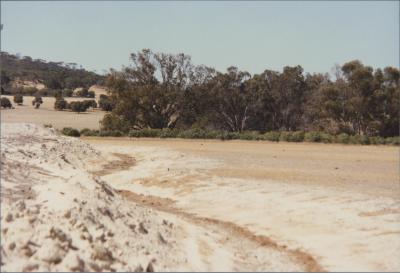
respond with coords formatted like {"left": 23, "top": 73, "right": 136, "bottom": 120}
{"left": 92, "top": 152, "right": 325, "bottom": 272}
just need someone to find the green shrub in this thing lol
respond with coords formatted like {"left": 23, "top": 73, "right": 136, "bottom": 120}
{"left": 88, "top": 91, "right": 95, "bottom": 98}
{"left": 100, "top": 113, "right": 130, "bottom": 132}
{"left": 13, "top": 94, "right": 23, "bottom": 105}
{"left": 239, "top": 131, "right": 262, "bottom": 140}
{"left": 32, "top": 96, "right": 43, "bottom": 109}
{"left": 369, "top": 136, "right": 385, "bottom": 145}
{"left": 44, "top": 124, "right": 53, "bottom": 128}
{"left": 83, "top": 99, "right": 97, "bottom": 109}
{"left": 349, "top": 135, "right": 370, "bottom": 145}
{"left": 54, "top": 97, "right": 68, "bottom": 110}
{"left": 69, "top": 101, "right": 89, "bottom": 113}
{"left": 23, "top": 87, "right": 39, "bottom": 96}
{"left": 98, "top": 130, "right": 124, "bottom": 137}
{"left": 177, "top": 128, "right": 208, "bottom": 139}
{"left": 263, "top": 131, "right": 281, "bottom": 142}
{"left": 1, "top": 97, "right": 12, "bottom": 108}
{"left": 278, "top": 131, "right": 304, "bottom": 142}
{"left": 385, "top": 137, "right": 400, "bottom": 145}
{"left": 99, "top": 94, "right": 114, "bottom": 111}
{"left": 80, "top": 128, "right": 99, "bottom": 136}
{"left": 128, "top": 129, "right": 161, "bottom": 138}
{"left": 204, "top": 130, "right": 223, "bottom": 139}
{"left": 217, "top": 131, "right": 240, "bottom": 140}
{"left": 336, "top": 133, "right": 350, "bottom": 144}
{"left": 159, "top": 129, "right": 180, "bottom": 138}
{"left": 63, "top": 89, "right": 73, "bottom": 97}
{"left": 61, "top": 127, "right": 81, "bottom": 137}
{"left": 305, "top": 131, "right": 333, "bottom": 143}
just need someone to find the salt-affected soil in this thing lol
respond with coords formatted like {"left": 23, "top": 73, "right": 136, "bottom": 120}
{"left": 85, "top": 137, "right": 400, "bottom": 272}
{"left": 0, "top": 124, "right": 310, "bottom": 272}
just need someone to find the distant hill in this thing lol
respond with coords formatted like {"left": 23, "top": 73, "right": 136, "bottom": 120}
{"left": 0, "top": 52, "right": 105, "bottom": 92}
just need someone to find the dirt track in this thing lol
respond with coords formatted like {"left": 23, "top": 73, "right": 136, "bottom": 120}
{"left": 84, "top": 137, "right": 400, "bottom": 272}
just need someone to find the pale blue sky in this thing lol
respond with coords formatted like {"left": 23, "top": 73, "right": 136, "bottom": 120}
{"left": 1, "top": 1, "right": 398, "bottom": 75}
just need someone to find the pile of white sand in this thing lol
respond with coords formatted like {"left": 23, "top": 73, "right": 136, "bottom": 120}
{"left": 0, "top": 124, "right": 188, "bottom": 272}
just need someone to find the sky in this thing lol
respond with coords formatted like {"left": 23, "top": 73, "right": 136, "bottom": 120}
{"left": 0, "top": 1, "right": 398, "bottom": 75}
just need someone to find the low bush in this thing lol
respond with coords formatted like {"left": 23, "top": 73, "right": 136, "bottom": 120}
{"left": 84, "top": 99, "right": 97, "bottom": 109}
{"left": 23, "top": 87, "right": 39, "bottom": 96}
{"left": 349, "top": 135, "right": 370, "bottom": 145}
{"left": 368, "top": 136, "right": 386, "bottom": 145}
{"left": 98, "top": 130, "right": 124, "bottom": 137}
{"left": 32, "top": 96, "right": 43, "bottom": 109}
{"left": 100, "top": 113, "right": 130, "bottom": 132}
{"left": 385, "top": 137, "right": 400, "bottom": 146}
{"left": 279, "top": 131, "right": 305, "bottom": 142}
{"left": 263, "top": 131, "right": 281, "bottom": 142}
{"left": 159, "top": 129, "right": 181, "bottom": 138}
{"left": 99, "top": 94, "right": 114, "bottom": 111}
{"left": 80, "top": 128, "right": 99, "bottom": 136}
{"left": 238, "top": 131, "right": 262, "bottom": 140}
{"left": 304, "top": 131, "right": 333, "bottom": 143}
{"left": 54, "top": 97, "right": 68, "bottom": 110}
{"left": 58, "top": 126, "right": 399, "bottom": 146}
{"left": 69, "top": 101, "right": 89, "bottom": 113}
{"left": 13, "top": 94, "right": 23, "bottom": 105}
{"left": 1, "top": 97, "right": 12, "bottom": 108}
{"left": 61, "top": 127, "right": 81, "bottom": 137}
{"left": 336, "top": 133, "right": 350, "bottom": 144}
{"left": 128, "top": 128, "right": 161, "bottom": 138}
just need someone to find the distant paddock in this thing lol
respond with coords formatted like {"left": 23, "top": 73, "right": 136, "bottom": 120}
{"left": 0, "top": 95, "right": 105, "bottom": 130}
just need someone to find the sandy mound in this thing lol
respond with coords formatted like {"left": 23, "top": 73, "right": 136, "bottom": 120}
{"left": 0, "top": 124, "right": 188, "bottom": 272}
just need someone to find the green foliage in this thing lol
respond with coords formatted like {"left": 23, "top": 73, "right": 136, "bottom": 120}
{"left": 62, "top": 126, "right": 399, "bottom": 146}
{"left": 100, "top": 113, "right": 131, "bottom": 132}
{"left": 32, "top": 96, "right": 43, "bottom": 109}
{"left": 349, "top": 135, "right": 370, "bottom": 145}
{"left": 128, "top": 129, "right": 161, "bottom": 138}
{"left": 238, "top": 131, "right": 263, "bottom": 140}
{"left": 263, "top": 131, "right": 281, "bottom": 142}
{"left": 368, "top": 136, "right": 386, "bottom": 145}
{"left": 82, "top": 99, "right": 97, "bottom": 109}
{"left": 0, "top": 52, "right": 104, "bottom": 90}
{"left": 61, "top": 127, "right": 81, "bottom": 137}
{"left": 0, "top": 97, "right": 12, "bottom": 108}
{"left": 385, "top": 137, "right": 400, "bottom": 146}
{"left": 279, "top": 131, "right": 305, "bottom": 142}
{"left": 69, "top": 101, "right": 89, "bottom": 113}
{"left": 304, "top": 131, "right": 333, "bottom": 143}
{"left": 63, "top": 89, "right": 73, "bottom": 97}
{"left": 23, "top": 87, "right": 39, "bottom": 96}
{"left": 336, "top": 133, "right": 350, "bottom": 144}
{"left": 80, "top": 128, "right": 99, "bottom": 136}
{"left": 13, "top": 94, "right": 23, "bottom": 105}
{"left": 75, "top": 89, "right": 95, "bottom": 98}
{"left": 98, "top": 130, "right": 124, "bottom": 137}
{"left": 54, "top": 97, "right": 68, "bottom": 110}
{"left": 98, "top": 94, "right": 114, "bottom": 111}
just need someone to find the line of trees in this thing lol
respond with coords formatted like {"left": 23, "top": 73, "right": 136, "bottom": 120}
{"left": 0, "top": 52, "right": 104, "bottom": 92}
{"left": 102, "top": 49, "right": 399, "bottom": 137}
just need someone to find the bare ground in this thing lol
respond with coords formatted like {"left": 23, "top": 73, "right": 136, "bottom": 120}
{"left": 84, "top": 137, "right": 400, "bottom": 272}
{"left": 1, "top": 124, "right": 314, "bottom": 272}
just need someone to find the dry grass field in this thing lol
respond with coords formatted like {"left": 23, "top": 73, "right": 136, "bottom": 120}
{"left": 0, "top": 95, "right": 105, "bottom": 129}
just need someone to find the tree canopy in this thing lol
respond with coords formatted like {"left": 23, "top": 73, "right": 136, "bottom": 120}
{"left": 102, "top": 49, "right": 399, "bottom": 137}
